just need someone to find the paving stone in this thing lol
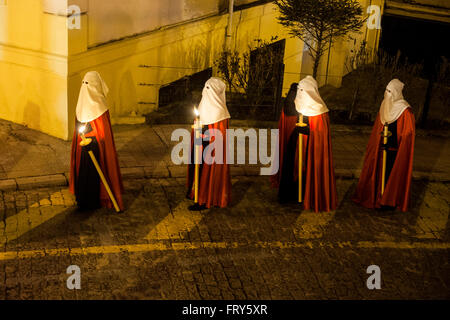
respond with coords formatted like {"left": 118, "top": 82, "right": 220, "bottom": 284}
{"left": 334, "top": 168, "right": 355, "bottom": 179}
{"left": 167, "top": 165, "right": 186, "bottom": 178}
{"left": 120, "top": 167, "right": 145, "bottom": 179}
{"left": 0, "top": 120, "right": 449, "bottom": 192}
{"left": 16, "top": 174, "right": 67, "bottom": 190}
{"left": 0, "top": 176, "right": 449, "bottom": 299}
{"left": 230, "top": 166, "right": 245, "bottom": 176}
{"left": 244, "top": 166, "right": 261, "bottom": 176}
{"left": 143, "top": 165, "right": 169, "bottom": 178}
{"left": 0, "top": 179, "right": 17, "bottom": 192}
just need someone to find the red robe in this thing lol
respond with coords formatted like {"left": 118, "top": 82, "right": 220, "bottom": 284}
{"left": 276, "top": 112, "right": 338, "bottom": 212}
{"left": 187, "top": 119, "right": 231, "bottom": 208}
{"left": 270, "top": 110, "right": 298, "bottom": 188}
{"left": 69, "top": 110, "right": 124, "bottom": 211}
{"left": 353, "top": 109, "right": 415, "bottom": 212}
{"left": 300, "top": 113, "right": 338, "bottom": 212}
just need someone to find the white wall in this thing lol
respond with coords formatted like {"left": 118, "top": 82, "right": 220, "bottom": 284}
{"left": 87, "top": 0, "right": 221, "bottom": 47}
{"left": 409, "top": 0, "right": 450, "bottom": 9}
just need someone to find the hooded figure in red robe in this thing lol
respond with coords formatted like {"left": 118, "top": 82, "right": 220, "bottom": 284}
{"left": 275, "top": 76, "right": 338, "bottom": 212}
{"left": 187, "top": 77, "right": 231, "bottom": 211}
{"left": 353, "top": 79, "right": 415, "bottom": 212}
{"left": 69, "top": 71, "right": 124, "bottom": 212}
{"left": 271, "top": 82, "right": 298, "bottom": 189}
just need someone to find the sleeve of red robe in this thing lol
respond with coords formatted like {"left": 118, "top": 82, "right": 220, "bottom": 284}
{"left": 353, "top": 109, "right": 415, "bottom": 212}
{"left": 69, "top": 111, "right": 124, "bottom": 211}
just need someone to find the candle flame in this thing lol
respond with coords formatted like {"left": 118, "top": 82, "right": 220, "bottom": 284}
{"left": 79, "top": 125, "right": 86, "bottom": 134}
{"left": 194, "top": 107, "right": 199, "bottom": 117}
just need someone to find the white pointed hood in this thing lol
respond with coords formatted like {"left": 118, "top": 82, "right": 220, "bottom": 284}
{"left": 294, "top": 76, "right": 329, "bottom": 117}
{"left": 76, "top": 71, "right": 109, "bottom": 123}
{"left": 197, "top": 77, "right": 231, "bottom": 125}
{"left": 379, "top": 79, "right": 410, "bottom": 125}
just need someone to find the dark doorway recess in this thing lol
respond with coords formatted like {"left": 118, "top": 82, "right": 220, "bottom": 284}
{"left": 158, "top": 68, "right": 213, "bottom": 108}
{"left": 380, "top": 14, "right": 450, "bottom": 125}
{"left": 249, "top": 39, "right": 286, "bottom": 119}
{"left": 380, "top": 14, "right": 450, "bottom": 79}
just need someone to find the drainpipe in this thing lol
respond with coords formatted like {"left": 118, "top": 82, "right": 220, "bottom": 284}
{"left": 226, "top": 0, "right": 234, "bottom": 51}
{"left": 325, "top": 34, "right": 332, "bottom": 85}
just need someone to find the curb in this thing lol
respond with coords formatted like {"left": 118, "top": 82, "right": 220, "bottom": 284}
{"left": 1, "top": 166, "right": 449, "bottom": 192}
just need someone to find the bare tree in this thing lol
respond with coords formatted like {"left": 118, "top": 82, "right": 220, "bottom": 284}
{"left": 215, "top": 38, "right": 284, "bottom": 115}
{"left": 215, "top": 50, "right": 241, "bottom": 99}
{"left": 274, "top": 0, "right": 365, "bottom": 78}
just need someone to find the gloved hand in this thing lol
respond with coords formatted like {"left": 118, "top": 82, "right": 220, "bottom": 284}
{"left": 80, "top": 136, "right": 98, "bottom": 152}
{"left": 296, "top": 125, "right": 310, "bottom": 136}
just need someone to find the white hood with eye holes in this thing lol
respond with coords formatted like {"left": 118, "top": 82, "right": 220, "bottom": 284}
{"left": 197, "top": 77, "right": 231, "bottom": 126}
{"left": 294, "top": 76, "right": 329, "bottom": 117}
{"left": 76, "top": 71, "right": 109, "bottom": 123}
{"left": 379, "top": 79, "right": 411, "bottom": 125}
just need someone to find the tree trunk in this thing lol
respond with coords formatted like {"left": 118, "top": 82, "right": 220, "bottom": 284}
{"left": 311, "top": 35, "right": 324, "bottom": 79}
{"left": 312, "top": 56, "right": 320, "bottom": 79}
{"left": 227, "top": 81, "right": 233, "bottom": 102}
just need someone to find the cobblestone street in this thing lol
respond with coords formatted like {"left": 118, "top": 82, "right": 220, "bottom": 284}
{"left": 0, "top": 176, "right": 448, "bottom": 300}
{"left": 2, "top": 0, "right": 450, "bottom": 307}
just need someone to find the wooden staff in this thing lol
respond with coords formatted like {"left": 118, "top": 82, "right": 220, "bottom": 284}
{"left": 381, "top": 123, "right": 390, "bottom": 195}
{"left": 296, "top": 114, "right": 307, "bottom": 203}
{"left": 193, "top": 108, "right": 201, "bottom": 203}
{"left": 79, "top": 126, "right": 121, "bottom": 213}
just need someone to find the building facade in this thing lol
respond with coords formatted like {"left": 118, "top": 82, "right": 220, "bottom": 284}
{"left": 0, "top": 0, "right": 382, "bottom": 140}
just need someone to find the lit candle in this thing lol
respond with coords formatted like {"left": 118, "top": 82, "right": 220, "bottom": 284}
{"left": 79, "top": 125, "right": 87, "bottom": 142}
{"left": 194, "top": 106, "right": 200, "bottom": 127}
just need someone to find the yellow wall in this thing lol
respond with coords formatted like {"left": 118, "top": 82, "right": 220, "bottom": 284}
{"left": 0, "top": 0, "right": 69, "bottom": 139}
{"left": 87, "top": 0, "right": 221, "bottom": 47}
{"left": 66, "top": 2, "right": 305, "bottom": 138}
{"left": 1, "top": 0, "right": 382, "bottom": 140}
